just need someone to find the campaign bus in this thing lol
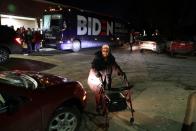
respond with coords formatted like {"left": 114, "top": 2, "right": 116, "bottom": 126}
{"left": 42, "top": 6, "right": 129, "bottom": 52}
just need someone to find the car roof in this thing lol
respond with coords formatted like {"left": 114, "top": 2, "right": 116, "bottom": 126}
{"left": 0, "top": 25, "right": 16, "bottom": 41}
{"left": 0, "top": 25, "right": 15, "bottom": 33}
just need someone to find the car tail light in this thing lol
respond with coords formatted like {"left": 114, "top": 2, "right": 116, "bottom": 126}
{"left": 180, "top": 43, "right": 186, "bottom": 46}
{"left": 15, "top": 37, "right": 22, "bottom": 45}
{"left": 83, "top": 91, "right": 87, "bottom": 101}
{"left": 76, "top": 81, "right": 87, "bottom": 101}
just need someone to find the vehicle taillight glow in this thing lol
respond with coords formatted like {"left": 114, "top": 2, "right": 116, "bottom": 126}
{"left": 83, "top": 91, "right": 87, "bottom": 101}
{"left": 15, "top": 37, "right": 22, "bottom": 45}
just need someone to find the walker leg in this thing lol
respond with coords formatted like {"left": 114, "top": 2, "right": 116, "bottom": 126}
{"left": 130, "top": 117, "right": 134, "bottom": 124}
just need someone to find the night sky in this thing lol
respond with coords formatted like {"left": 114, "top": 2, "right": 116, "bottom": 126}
{"left": 48, "top": 0, "right": 196, "bottom": 37}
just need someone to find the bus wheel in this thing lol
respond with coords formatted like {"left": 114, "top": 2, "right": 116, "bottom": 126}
{"left": 72, "top": 40, "right": 81, "bottom": 52}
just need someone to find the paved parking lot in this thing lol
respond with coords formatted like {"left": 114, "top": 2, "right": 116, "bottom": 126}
{"left": 1, "top": 46, "right": 196, "bottom": 131}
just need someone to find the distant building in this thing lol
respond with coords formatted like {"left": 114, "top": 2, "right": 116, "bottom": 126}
{"left": 0, "top": 0, "right": 60, "bottom": 30}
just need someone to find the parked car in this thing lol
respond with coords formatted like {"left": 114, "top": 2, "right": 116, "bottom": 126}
{"left": 166, "top": 39, "right": 195, "bottom": 56}
{"left": 138, "top": 36, "right": 167, "bottom": 53}
{"left": 131, "top": 35, "right": 166, "bottom": 53}
{"left": 0, "top": 25, "right": 22, "bottom": 63}
{"left": 0, "top": 71, "right": 87, "bottom": 131}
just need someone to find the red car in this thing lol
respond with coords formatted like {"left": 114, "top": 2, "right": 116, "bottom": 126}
{"left": 0, "top": 71, "right": 87, "bottom": 131}
{"left": 167, "top": 40, "right": 195, "bottom": 56}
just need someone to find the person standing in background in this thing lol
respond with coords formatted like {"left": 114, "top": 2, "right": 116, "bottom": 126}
{"left": 33, "top": 31, "right": 42, "bottom": 52}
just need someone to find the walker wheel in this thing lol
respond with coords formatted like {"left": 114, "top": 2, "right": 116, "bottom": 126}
{"left": 130, "top": 117, "right": 134, "bottom": 124}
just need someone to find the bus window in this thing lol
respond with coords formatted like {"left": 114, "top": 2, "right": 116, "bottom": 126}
{"left": 43, "top": 15, "right": 51, "bottom": 30}
{"left": 51, "top": 14, "right": 62, "bottom": 27}
{"left": 43, "top": 14, "right": 62, "bottom": 30}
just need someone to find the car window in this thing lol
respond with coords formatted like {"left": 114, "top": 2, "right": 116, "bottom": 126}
{"left": 0, "top": 92, "right": 26, "bottom": 112}
{"left": 139, "top": 36, "right": 153, "bottom": 41}
{"left": 138, "top": 36, "right": 166, "bottom": 43}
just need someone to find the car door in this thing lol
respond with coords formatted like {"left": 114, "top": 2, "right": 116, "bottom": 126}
{"left": 0, "top": 92, "right": 42, "bottom": 131}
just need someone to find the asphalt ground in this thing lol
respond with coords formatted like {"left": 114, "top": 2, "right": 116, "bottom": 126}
{"left": 1, "top": 46, "right": 196, "bottom": 131}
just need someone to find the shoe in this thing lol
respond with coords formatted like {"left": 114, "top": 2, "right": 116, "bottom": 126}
{"left": 182, "top": 123, "right": 192, "bottom": 131}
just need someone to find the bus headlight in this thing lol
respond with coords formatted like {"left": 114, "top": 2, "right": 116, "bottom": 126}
{"left": 59, "top": 40, "right": 63, "bottom": 44}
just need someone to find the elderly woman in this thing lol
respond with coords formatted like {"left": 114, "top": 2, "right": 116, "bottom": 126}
{"left": 87, "top": 44, "right": 124, "bottom": 112}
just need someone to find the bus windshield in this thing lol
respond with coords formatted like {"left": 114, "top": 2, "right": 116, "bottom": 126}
{"left": 43, "top": 14, "right": 62, "bottom": 30}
